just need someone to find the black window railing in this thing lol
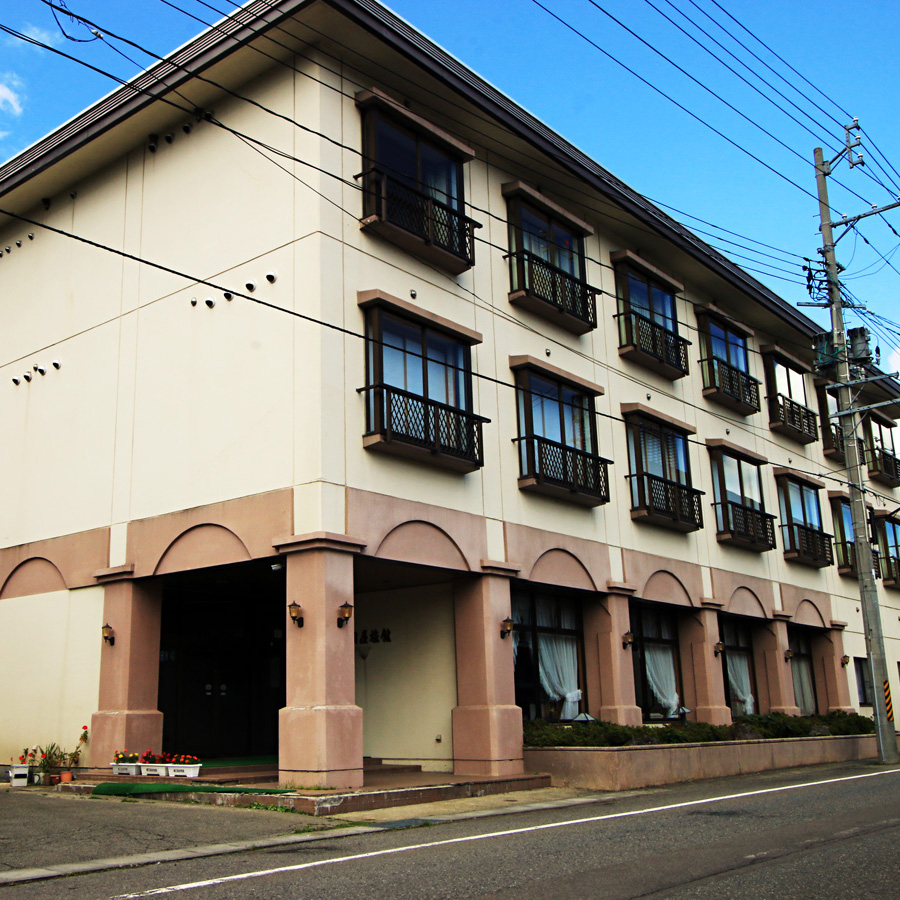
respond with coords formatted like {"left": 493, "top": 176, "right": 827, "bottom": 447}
{"left": 700, "top": 357, "right": 760, "bottom": 412}
{"left": 618, "top": 310, "right": 689, "bottom": 375}
{"left": 824, "top": 421, "right": 844, "bottom": 457}
{"left": 629, "top": 473, "right": 703, "bottom": 530}
{"left": 714, "top": 500, "right": 776, "bottom": 550}
{"left": 362, "top": 383, "right": 485, "bottom": 467}
{"left": 507, "top": 250, "right": 597, "bottom": 328}
{"left": 516, "top": 434, "right": 610, "bottom": 502}
{"left": 864, "top": 445, "right": 900, "bottom": 486}
{"left": 878, "top": 553, "right": 900, "bottom": 586}
{"left": 361, "top": 166, "right": 478, "bottom": 266}
{"left": 769, "top": 393, "right": 818, "bottom": 442}
{"left": 781, "top": 522, "right": 833, "bottom": 566}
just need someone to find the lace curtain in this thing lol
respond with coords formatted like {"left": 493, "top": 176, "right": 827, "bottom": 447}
{"left": 644, "top": 643, "right": 680, "bottom": 717}
{"left": 791, "top": 657, "right": 817, "bottom": 715}
{"left": 725, "top": 652, "right": 755, "bottom": 715}
{"left": 536, "top": 598, "right": 582, "bottom": 719}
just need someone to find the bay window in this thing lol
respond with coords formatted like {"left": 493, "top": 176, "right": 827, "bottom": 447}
{"left": 362, "top": 302, "right": 486, "bottom": 471}
{"left": 699, "top": 315, "right": 760, "bottom": 414}
{"left": 613, "top": 251, "right": 689, "bottom": 378}
{"left": 764, "top": 352, "right": 817, "bottom": 443}
{"left": 776, "top": 474, "right": 833, "bottom": 567}
{"left": 513, "top": 360, "right": 609, "bottom": 506}
{"left": 709, "top": 447, "right": 775, "bottom": 550}
{"left": 504, "top": 183, "right": 597, "bottom": 333}
{"left": 627, "top": 413, "right": 702, "bottom": 531}
{"left": 357, "top": 89, "right": 479, "bottom": 273}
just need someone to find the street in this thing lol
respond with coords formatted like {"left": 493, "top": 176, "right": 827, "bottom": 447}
{"left": 3, "top": 764, "right": 900, "bottom": 899}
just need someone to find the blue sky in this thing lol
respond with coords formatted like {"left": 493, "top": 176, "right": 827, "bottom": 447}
{"left": 3, "top": 0, "right": 900, "bottom": 360}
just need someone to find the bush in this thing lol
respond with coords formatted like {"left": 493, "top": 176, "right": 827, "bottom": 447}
{"left": 522, "top": 710, "right": 875, "bottom": 748}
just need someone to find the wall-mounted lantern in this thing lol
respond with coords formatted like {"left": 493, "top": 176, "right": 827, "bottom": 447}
{"left": 337, "top": 602, "right": 353, "bottom": 628}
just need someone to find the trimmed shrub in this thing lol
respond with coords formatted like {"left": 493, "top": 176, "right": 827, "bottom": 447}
{"left": 522, "top": 710, "right": 875, "bottom": 747}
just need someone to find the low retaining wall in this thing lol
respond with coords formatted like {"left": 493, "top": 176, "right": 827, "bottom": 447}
{"left": 524, "top": 734, "right": 885, "bottom": 791}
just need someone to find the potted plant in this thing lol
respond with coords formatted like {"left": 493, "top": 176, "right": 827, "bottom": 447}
{"left": 8, "top": 750, "right": 32, "bottom": 788}
{"left": 139, "top": 749, "right": 170, "bottom": 777}
{"left": 111, "top": 749, "right": 141, "bottom": 776}
{"left": 168, "top": 754, "right": 202, "bottom": 778}
{"left": 59, "top": 726, "right": 89, "bottom": 781}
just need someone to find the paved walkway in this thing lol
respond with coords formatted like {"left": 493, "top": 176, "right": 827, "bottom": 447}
{"left": 0, "top": 784, "right": 602, "bottom": 887}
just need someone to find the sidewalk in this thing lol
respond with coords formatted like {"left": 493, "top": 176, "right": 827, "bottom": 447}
{"left": 0, "top": 783, "right": 602, "bottom": 887}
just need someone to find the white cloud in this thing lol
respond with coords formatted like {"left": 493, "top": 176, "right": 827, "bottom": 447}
{"left": 0, "top": 131, "right": 8, "bottom": 140}
{"left": 0, "top": 81, "right": 23, "bottom": 116}
{"left": 21, "top": 24, "right": 64, "bottom": 49}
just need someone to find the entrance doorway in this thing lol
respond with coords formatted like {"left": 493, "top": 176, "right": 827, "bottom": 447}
{"left": 157, "top": 560, "right": 286, "bottom": 759}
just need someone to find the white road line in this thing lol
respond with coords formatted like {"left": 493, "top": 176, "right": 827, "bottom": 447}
{"left": 113, "top": 767, "right": 900, "bottom": 897}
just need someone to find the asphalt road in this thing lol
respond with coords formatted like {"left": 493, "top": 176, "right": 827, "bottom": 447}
{"left": 4, "top": 763, "right": 900, "bottom": 899}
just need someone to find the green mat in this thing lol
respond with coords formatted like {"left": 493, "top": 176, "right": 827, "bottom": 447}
{"left": 201, "top": 756, "right": 277, "bottom": 769}
{"left": 92, "top": 782, "right": 293, "bottom": 797}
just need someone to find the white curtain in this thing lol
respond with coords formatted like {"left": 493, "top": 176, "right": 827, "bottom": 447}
{"left": 725, "top": 653, "right": 755, "bottom": 715}
{"left": 644, "top": 644, "right": 680, "bottom": 717}
{"left": 536, "top": 599, "right": 582, "bottom": 719}
{"left": 791, "top": 658, "right": 817, "bottom": 715}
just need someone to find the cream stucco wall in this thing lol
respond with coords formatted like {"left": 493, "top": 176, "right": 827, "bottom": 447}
{"left": 354, "top": 584, "right": 457, "bottom": 772}
{"left": 0, "top": 586, "right": 103, "bottom": 765}
{"left": 2, "top": 12, "right": 899, "bottom": 721}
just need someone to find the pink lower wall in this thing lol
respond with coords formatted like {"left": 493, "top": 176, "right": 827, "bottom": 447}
{"left": 524, "top": 734, "right": 892, "bottom": 791}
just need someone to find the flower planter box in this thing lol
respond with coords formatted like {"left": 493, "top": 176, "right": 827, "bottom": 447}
{"left": 111, "top": 763, "right": 142, "bottom": 776}
{"left": 8, "top": 764, "right": 29, "bottom": 788}
{"left": 140, "top": 764, "right": 169, "bottom": 777}
{"left": 169, "top": 764, "right": 202, "bottom": 778}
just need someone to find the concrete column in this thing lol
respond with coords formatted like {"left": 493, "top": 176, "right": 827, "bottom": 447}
{"left": 678, "top": 606, "right": 731, "bottom": 725}
{"left": 584, "top": 586, "right": 641, "bottom": 725}
{"left": 276, "top": 533, "right": 366, "bottom": 789}
{"left": 757, "top": 614, "right": 800, "bottom": 715}
{"left": 90, "top": 576, "right": 163, "bottom": 769}
{"left": 451, "top": 563, "right": 523, "bottom": 776}
{"left": 812, "top": 621, "right": 855, "bottom": 713}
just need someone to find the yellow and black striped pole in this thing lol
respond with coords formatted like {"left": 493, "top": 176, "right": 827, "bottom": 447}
{"left": 885, "top": 681, "right": 894, "bottom": 723}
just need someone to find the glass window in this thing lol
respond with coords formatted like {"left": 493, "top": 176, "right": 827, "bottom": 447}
{"left": 512, "top": 588, "right": 584, "bottom": 721}
{"left": 631, "top": 603, "right": 682, "bottom": 720}
{"left": 772, "top": 358, "right": 808, "bottom": 405}
{"left": 779, "top": 479, "right": 822, "bottom": 530}
{"left": 719, "top": 617, "right": 757, "bottom": 717}
{"left": 374, "top": 312, "right": 469, "bottom": 410}
{"left": 628, "top": 418, "right": 690, "bottom": 489}
{"left": 708, "top": 319, "right": 749, "bottom": 373}
{"left": 854, "top": 657, "right": 874, "bottom": 706}
{"left": 516, "top": 372, "right": 594, "bottom": 452}
{"left": 510, "top": 201, "right": 583, "bottom": 278}
{"left": 625, "top": 271, "right": 676, "bottom": 332}
{"left": 372, "top": 114, "right": 460, "bottom": 210}
{"left": 788, "top": 626, "right": 818, "bottom": 716}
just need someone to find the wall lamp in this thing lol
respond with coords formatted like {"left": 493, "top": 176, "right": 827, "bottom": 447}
{"left": 337, "top": 602, "right": 353, "bottom": 628}
{"left": 101, "top": 623, "right": 115, "bottom": 646}
{"left": 288, "top": 601, "right": 304, "bottom": 628}
{"left": 713, "top": 641, "right": 725, "bottom": 657}
{"left": 622, "top": 631, "right": 634, "bottom": 650}
{"left": 784, "top": 649, "right": 795, "bottom": 661}
{"left": 841, "top": 654, "right": 851, "bottom": 667}
{"left": 500, "top": 617, "right": 514, "bottom": 639}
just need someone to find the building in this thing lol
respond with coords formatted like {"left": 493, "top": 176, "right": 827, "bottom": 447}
{"left": 2, "top": 0, "right": 899, "bottom": 788}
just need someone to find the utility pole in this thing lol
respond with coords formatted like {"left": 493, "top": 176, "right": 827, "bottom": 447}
{"left": 813, "top": 128, "right": 899, "bottom": 764}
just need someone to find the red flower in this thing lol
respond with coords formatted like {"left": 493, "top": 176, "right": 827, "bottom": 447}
{"left": 82, "top": 725, "right": 88, "bottom": 730}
